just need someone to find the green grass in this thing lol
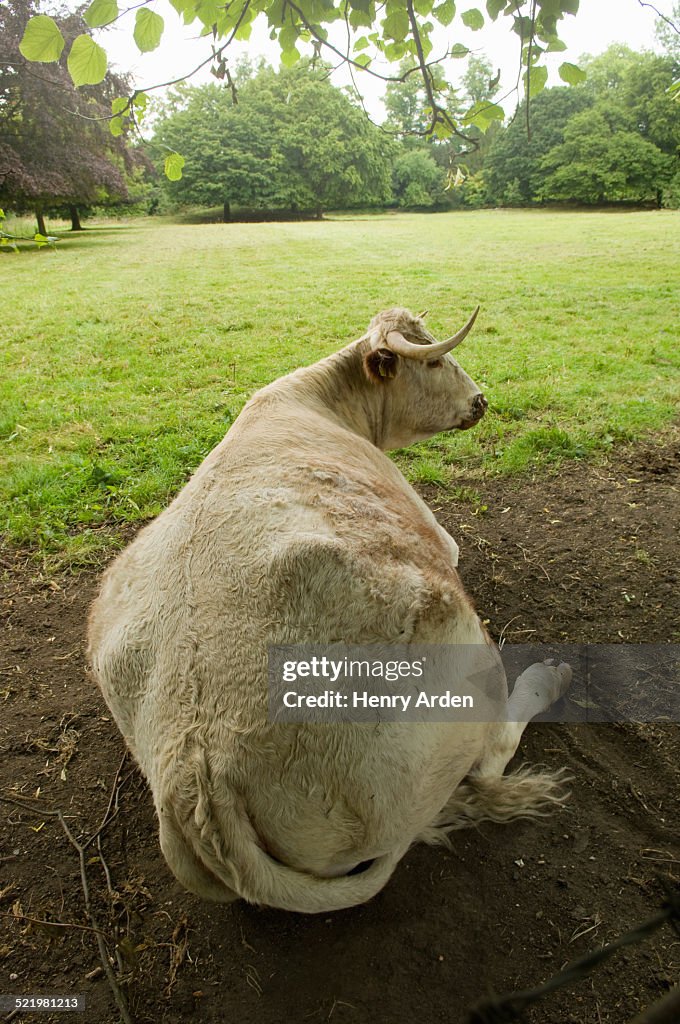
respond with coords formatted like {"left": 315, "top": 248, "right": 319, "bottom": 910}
{"left": 2, "top": 210, "right": 679, "bottom": 566}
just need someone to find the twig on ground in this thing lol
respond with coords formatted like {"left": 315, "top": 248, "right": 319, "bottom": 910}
{"left": 1, "top": 751, "right": 133, "bottom": 1024}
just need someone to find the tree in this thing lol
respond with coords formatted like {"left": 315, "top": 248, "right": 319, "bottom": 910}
{"left": 384, "top": 59, "right": 432, "bottom": 137}
{"left": 392, "top": 149, "right": 445, "bottom": 206}
{"left": 581, "top": 47, "right": 680, "bottom": 159}
{"left": 450, "top": 54, "right": 501, "bottom": 176}
{"left": 539, "top": 109, "right": 674, "bottom": 205}
{"left": 544, "top": 47, "right": 680, "bottom": 207}
{"left": 485, "top": 86, "right": 593, "bottom": 204}
{"left": 16, "top": 0, "right": 592, "bottom": 164}
{"left": 152, "top": 80, "right": 287, "bottom": 220}
{"left": 655, "top": 0, "right": 680, "bottom": 60}
{"left": 0, "top": 0, "right": 145, "bottom": 232}
{"left": 153, "top": 63, "right": 394, "bottom": 218}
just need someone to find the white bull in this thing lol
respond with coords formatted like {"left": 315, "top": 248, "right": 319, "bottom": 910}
{"left": 88, "top": 307, "right": 570, "bottom": 913}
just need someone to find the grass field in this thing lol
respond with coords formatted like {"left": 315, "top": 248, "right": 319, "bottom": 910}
{"left": 2, "top": 209, "right": 679, "bottom": 565}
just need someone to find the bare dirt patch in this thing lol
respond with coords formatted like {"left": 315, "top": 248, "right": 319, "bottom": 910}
{"left": 1, "top": 438, "right": 678, "bottom": 1024}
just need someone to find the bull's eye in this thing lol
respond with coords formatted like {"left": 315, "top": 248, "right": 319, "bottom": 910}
{"left": 426, "top": 358, "right": 443, "bottom": 369}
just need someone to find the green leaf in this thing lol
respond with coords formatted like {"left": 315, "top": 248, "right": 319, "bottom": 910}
{"left": 558, "top": 61, "right": 586, "bottom": 85}
{"left": 486, "top": 0, "right": 506, "bottom": 18}
{"left": 538, "top": 0, "right": 562, "bottom": 16}
{"left": 461, "top": 7, "right": 484, "bottom": 29}
{"left": 67, "top": 35, "right": 107, "bottom": 86}
{"left": 164, "top": 153, "right": 185, "bottom": 181}
{"left": 0, "top": 209, "right": 5, "bottom": 221}
{"left": 349, "top": 7, "right": 373, "bottom": 28}
{"left": 111, "top": 96, "right": 129, "bottom": 115}
{"left": 545, "top": 36, "right": 567, "bottom": 52}
{"left": 383, "top": 10, "right": 409, "bottom": 41}
{"left": 354, "top": 53, "right": 372, "bottom": 67}
{"left": 132, "top": 91, "right": 148, "bottom": 122}
{"left": 353, "top": 35, "right": 370, "bottom": 50}
{"left": 194, "top": 0, "right": 221, "bottom": 26}
{"left": 462, "top": 100, "right": 504, "bottom": 131}
{"left": 280, "top": 45, "right": 301, "bottom": 67}
{"left": 168, "top": 0, "right": 194, "bottom": 15}
{"left": 83, "top": 0, "right": 119, "bottom": 29}
{"left": 109, "top": 115, "right": 124, "bottom": 136}
{"left": 168, "top": 0, "right": 198, "bottom": 23}
{"left": 134, "top": 9, "right": 164, "bottom": 52}
{"left": 524, "top": 63, "right": 548, "bottom": 98}
{"left": 384, "top": 40, "right": 407, "bottom": 61}
{"left": 449, "top": 43, "right": 469, "bottom": 57}
{"left": 19, "top": 15, "right": 65, "bottom": 63}
{"left": 234, "top": 18, "right": 252, "bottom": 40}
{"left": 413, "top": 0, "right": 434, "bottom": 14}
{"left": 559, "top": 0, "right": 579, "bottom": 14}
{"left": 433, "top": 0, "right": 456, "bottom": 26}
{"left": 279, "top": 24, "right": 299, "bottom": 50}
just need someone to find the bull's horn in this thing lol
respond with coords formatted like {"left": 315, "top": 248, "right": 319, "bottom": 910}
{"left": 385, "top": 306, "right": 480, "bottom": 361}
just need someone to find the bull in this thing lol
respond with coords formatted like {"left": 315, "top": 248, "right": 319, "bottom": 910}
{"left": 88, "top": 307, "right": 570, "bottom": 913}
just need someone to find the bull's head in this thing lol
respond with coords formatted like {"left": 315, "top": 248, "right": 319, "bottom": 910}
{"left": 362, "top": 307, "right": 487, "bottom": 449}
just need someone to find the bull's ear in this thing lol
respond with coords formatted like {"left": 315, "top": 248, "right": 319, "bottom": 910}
{"left": 363, "top": 348, "right": 398, "bottom": 382}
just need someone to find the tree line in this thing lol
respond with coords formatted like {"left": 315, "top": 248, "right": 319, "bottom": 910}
{"left": 153, "top": 45, "right": 680, "bottom": 217}
{"left": 1, "top": 0, "right": 679, "bottom": 230}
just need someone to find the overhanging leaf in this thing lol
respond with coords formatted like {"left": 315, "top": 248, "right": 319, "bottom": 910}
{"left": 462, "top": 100, "right": 504, "bottom": 131}
{"left": 524, "top": 63, "right": 548, "bottom": 98}
{"left": 134, "top": 9, "right": 165, "bottom": 52}
{"left": 383, "top": 10, "right": 409, "bottom": 41}
{"left": 83, "top": 0, "right": 119, "bottom": 29}
{"left": 67, "top": 35, "right": 107, "bottom": 86}
{"left": 558, "top": 61, "right": 586, "bottom": 85}
{"left": 19, "top": 15, "right": 65, "bottom": 63}
{"left": 164, "top": 153, "right": 185, "bottom": 181}
{"left": 486, "top": 0, "right": 506, "bottom": 18}
{"left": 461, "top": 7, "right": 484, "bottom": 30}
{"left": 433, "top": 0, "right": 456, "bottom": 26}
{"left": 280, "top": 45, "right": 301, "bottom": 67}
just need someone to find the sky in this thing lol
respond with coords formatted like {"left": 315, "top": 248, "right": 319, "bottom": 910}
{"left": 97, "top": 0, "right": 675, "bottom": 120}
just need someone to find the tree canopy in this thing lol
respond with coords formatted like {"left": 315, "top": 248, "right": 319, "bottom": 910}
{"left": 485, "top": 46, "right": 680, "bottom": 207}
{"left": 148, "top": 43, "right": 680, "bottom": 216}
{"left": 153, "top": 62, "right": 394, "bottom": 217}
{"left": 16, "top": 0, "right": 592, "bottom": 160}
{"left": 0, "top": 0, "right": 146, "bottom": 233}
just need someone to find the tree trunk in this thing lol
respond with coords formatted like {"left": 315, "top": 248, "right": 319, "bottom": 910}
{"left": 69, "top": 205, "right": 83, "bottom": 231}
{"left": 315, "top": 203, "right": 324, "bottom": 220}
{"left": 35, "top": 210, "right": 47, "bottom": 235}
{"left": 223, "top": 200, "right": 231, "bottom": 223}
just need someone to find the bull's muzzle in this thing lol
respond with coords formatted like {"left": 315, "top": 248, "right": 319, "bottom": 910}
{"left": 455, "top": 393, "right": 488, "bottom": 431}
{"left": 471, "top": 393, "right": 488, "bottom": 420}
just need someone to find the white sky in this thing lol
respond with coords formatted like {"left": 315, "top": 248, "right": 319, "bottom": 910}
{"left": 95, "top": 0, "right": 673, "bottom": 120}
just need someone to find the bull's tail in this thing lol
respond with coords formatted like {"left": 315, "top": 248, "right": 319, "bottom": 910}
{"left": 155, "top": 748, "right": 405, "bottom": 914}
{"left": 417, "top": 765, "right": 571, "bottom": 847}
